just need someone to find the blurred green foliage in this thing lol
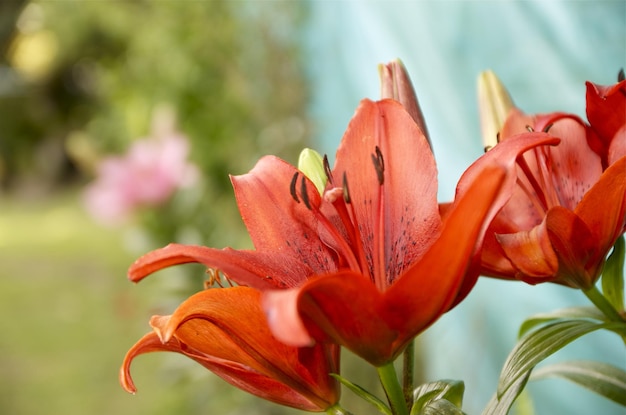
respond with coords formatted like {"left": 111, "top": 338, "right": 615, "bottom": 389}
{"left": 2, "top": 0, "right": 311, "bottom": 248}
{"left": 0, "top": 2, "right": 322, "bottom": 414}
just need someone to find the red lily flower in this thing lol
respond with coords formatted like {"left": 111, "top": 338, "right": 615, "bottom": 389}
{"left": 585, "top": 76, "right": 626, "bottom": 166}
{"left": 261, "top": 99, "right": 557, "bottom": 366}
{"left": 479, "top": 81, "right": 626, "bottom": 288}
{"left": 126, "top": 98, "right": 555, "bottom": 367}
{"left": 120, "top": 286, "right": 340, "bottom": 412}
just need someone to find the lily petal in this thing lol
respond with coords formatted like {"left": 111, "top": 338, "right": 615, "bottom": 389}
{"left": 608, "top": 125, "right": 626, "bottom": 166}
{"left": 496, "top": 217, "right": 560, "bottom": 283}
{"left": 586, "top": 80, "right": 626, "bottom": 156}
{"left": 575, "top": 156, "right": 626, "bottom": 260}
{"left": 128, "top": 243, "right": 309, "bottom": 289}
{"left": 386, "top": 164, "right": 508, "bottom": 341}
{"left": 333, "top": 99, "right": 441, "bottom": 284}
{"left": 120, "top": 287, "right": 339, "bottom": 411}
{"left": 455, "top": 132, "right": 560, "bottom": 280}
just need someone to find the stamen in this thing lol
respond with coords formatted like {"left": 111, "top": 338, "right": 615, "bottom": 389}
{"left": 525, "top": 125, "right": 534, "bottom": 132}
{"left": 300, "top": 176, "right": 312, "bottom": 210}
{"left": 484, "top": 145, "right": 493, "bottom": 152}
{"left": 323, "top": 154, "right": 333, "bottom": 184}
{"left": 496, "top": 131, "right": 501, "bottom": 142}
{"left": 204, "top": 268, "right": 233, "bottom": 289}
{"left": 618, "top": 68, "right": 625, "bottom": 82}
{"left": 342, "top": 172, "right": 352, "bottom": 204}
{"left": 289, "top": 172, "right": 300, "bottom": 203}
{"left": 542, "top": 123, "right": 554, "bottom": 133}
{"left": 371, "top": 146, "right": 385, "bottom": 185}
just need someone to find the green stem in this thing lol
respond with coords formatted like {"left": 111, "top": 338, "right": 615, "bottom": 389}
{"left": 402, "top": 341, "right": 415, "bottom": 410}
{"left": 326, "top": 404, "right": 356, "bottom": 415}
{"left": 583, "top": 285, "right": 625, "bottom": 322}
{"left": 377, "top": 363, "right": 409, "bottom": 415}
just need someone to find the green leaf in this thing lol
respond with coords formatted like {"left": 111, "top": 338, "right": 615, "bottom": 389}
{"left": 482, "top": 371, "right": 531, "bottom": 415}
{"left": 330, "top": 373, "right": 392, "bottom": 415}
{"left": 499, "top": 319, "right": 625, "bottom": 399}
{"left": 518, "top": 307, "right": 606, "bottom": 338}
{"left": 531, "top": 360, "right": 626, "bottom": 406}
{"left": 411, "top": 380, "right": 465, "bottom": 415}
{"left": 602, "top": 235, "right": 625, "bottom": 313}
{"left": 420, "top": 399, "right": 466, "bottom": 415}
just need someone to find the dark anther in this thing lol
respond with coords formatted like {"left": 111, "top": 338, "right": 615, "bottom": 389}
{"left": 484, "top": 145, "right": 493, "bottom": 152}
{"left": 542, "top": 123, "right": 554, "bottom": 133}
{"left": 300, "top": 176, "right": 312, "bottom": 210}
{"left": 290, "top": 172, "right": 300, "bottom": 203}
{"left": 323, "top": 154, "right": 333, "bottom": 184}
{"left": 525, "top": 125, "right": 535, "bottom": 132}
{"left": 618, "top": 68, "right": 625, "bottom": 82}
{"left": 496, "top": 132, "right": 501, "bottom": 143}
{"left": 342, "top": 172, "right": 352, "bottom": 204}
{"left": 371, "top": 146, "right": 384, "bottom": 185}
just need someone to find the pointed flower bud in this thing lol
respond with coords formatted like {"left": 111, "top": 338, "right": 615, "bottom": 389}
{"left": 379, "top": 59, "right": 431, "bottom": 148}
{"left": 297, "top": 148, "right": 327, "bottom": 195}
{"left": 477, "top": 70, "right": 515, "bottom": 151}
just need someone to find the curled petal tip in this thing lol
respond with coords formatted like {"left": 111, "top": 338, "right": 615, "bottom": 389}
{"left": 149, "top": 315, "right": 175, "bottom": 343}
{"left": 478, "top": 70, "right": 515, "bottom": 151}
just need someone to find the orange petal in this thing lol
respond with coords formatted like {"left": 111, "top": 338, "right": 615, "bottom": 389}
{"left": 388, "top": 164, "right": 507, "bottom": 335}
{"left": 575, "top": 156, "right": 626, "bottom": 264}
{"left": 275, "top": 272, "right": 398, "bottom": 366}
{"left": 121, "top": 286, "right": 339, "bottom": 411}
{"left": 544, "top": 207, "right": 597, "bottom": 288}
{"left": 496, "top": 218, "right": 560, "bottom": 283}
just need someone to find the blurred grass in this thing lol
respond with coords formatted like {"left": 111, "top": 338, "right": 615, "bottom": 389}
{"left": 0, "top": 190, "right": 232, "bottom": 414}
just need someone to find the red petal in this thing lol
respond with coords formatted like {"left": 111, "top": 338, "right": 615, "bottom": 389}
{"left": 586, "top": 80, "right": 626, "bottom": 155}
{"left": 454, "top": 132, "right": 560, "bottom": 280}
{"left": 608, "top": 125, "right": 626, "bottom": 166}
{"left": 128, "top": 243, "right": 309, "bottom": 289}
{"left": 332, "top": 99, "right": 442, "bottom": 283}
{"left": 545, "top": 207, "right": 597, "bottom": 288}
{"left": 575, "top": 156, "right": 626, "bottom": 261}
{"left": 387, "top": 164, "right": 507, "bottom": 339}
{"left": 121, "top": 287, "right": 339, "bottom": 411}
{"left": 281, "top": 272, "right": 398, "bottom": 366}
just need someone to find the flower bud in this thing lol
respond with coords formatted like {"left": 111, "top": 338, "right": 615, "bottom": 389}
{"left": 379, "top": 59, "right": 431, "bottom": 147}
{"left": 477, "top": 70, "right": 515, "bottom": 151}
{"left": 298, "top": 148, "right": 327, "bottom": 195}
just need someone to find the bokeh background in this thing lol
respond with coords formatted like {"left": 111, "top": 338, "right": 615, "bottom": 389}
{"left": 1, "top": 1, "right": 624, "bottom": 414}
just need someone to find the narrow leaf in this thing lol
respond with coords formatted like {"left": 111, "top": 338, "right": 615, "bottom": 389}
{"left": 531, "top": 360, "right": 626, "bottom": 406}
{"left": 499, "top": 319, "right": 625, "bottom": 398}
{"left": 411, "top": 380, "right": 465, "bottom": 414}
{"left": 420, "top": 399, "right": 466, "bottom": 415}
{"left": 482, "top": 371, "right": 531, "bottom": 415}
{"left": 602, "top": 235, "right": 625, "bottom": 312}
{"left": 518, "top": 306, "right": 606, "bottom": 338}
{"left": 330, "top": 373, "right": 392, "bottom": 415}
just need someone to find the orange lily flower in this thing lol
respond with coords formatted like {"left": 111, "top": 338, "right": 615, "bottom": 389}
{"left": 479, "top": 76, "right": 626, "bottom": 289}
{"left": 120, "top": 286, "right": 340, "bottom": 412}
{"left": 125, "top": 96, "right": 555, "bottom": 369}
{"left": 261, "top": 99, "right": 556, "bottom": 366}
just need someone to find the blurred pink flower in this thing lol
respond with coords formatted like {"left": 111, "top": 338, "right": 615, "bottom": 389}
{"left": 84, "top": 129, "right": 198, "bottom": 225}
